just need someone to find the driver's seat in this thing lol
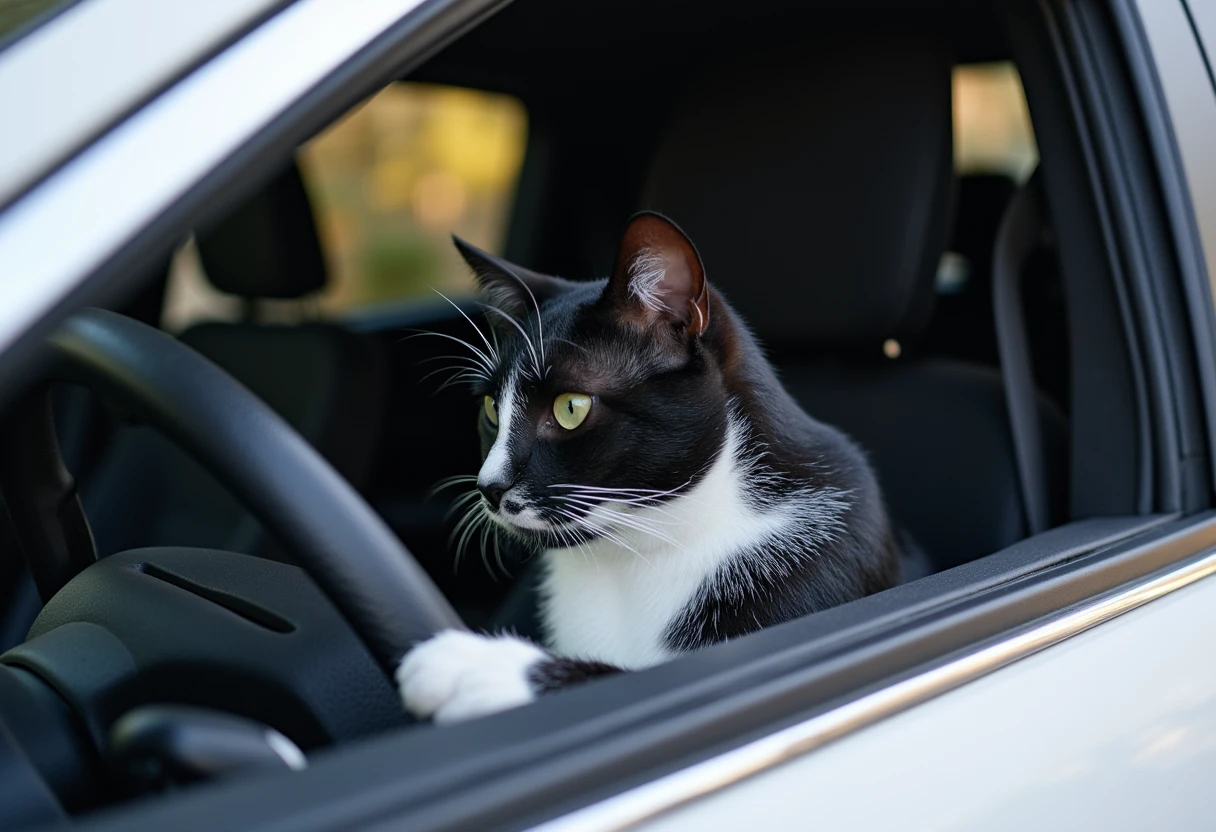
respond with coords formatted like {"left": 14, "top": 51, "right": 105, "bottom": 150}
{"left": 82, "top": 163, "right": 386, "bottom": 559}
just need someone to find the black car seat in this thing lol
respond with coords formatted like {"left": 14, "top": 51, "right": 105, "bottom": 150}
{"left": 640, "top": 32, "right": 1067, "bottom": 572}
{"left": 82, "top": 163, "right": 386, "bottom": 560}
{"left": 921, "top": 173, "right": 1018, "bottom": 370}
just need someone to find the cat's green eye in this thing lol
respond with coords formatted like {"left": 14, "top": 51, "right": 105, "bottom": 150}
{"left": 553, "top": 393, "right": 592, "bottom": 430}
{"left": 484, "top": 396, "right": 498, "bottom": 426}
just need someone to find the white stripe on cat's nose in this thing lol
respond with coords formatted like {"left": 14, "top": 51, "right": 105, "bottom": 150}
{"left": 479, "top": 370, "right": 519, "bottom": 500}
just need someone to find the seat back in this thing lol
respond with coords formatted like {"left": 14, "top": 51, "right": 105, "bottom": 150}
{"left": 85, "top": 163, "right": 385, "bottom": 558}
{"left": 641, "top": 31, "right": 1064, "bottom": 569}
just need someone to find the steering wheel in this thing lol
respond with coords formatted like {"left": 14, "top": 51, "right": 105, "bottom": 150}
{"left": 0, "top": 310, "right": 462, "bottom": 811}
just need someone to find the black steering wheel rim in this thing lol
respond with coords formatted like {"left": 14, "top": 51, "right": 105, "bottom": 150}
{"left": 3, "top": 308, "right": 461, "bottom": 672}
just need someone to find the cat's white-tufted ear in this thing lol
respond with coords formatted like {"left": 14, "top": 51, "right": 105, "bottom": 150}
{"left": 607, "top": 212, "right": 709, "bottom": 337}
{"left": 452, "top": 236, "right": 578, "bottom": 323}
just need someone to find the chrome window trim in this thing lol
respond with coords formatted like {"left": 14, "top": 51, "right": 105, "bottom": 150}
{"left": 0, "top": 0, "right": 287, "bottom": 207}
{"left": 532, "top": 548, "right": 1216, "bottom": 832}
{"left": 0, "top": 0, "right": 427, "bottom": 359}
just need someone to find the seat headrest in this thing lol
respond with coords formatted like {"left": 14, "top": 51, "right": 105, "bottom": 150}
{"left": 642, "top": 31, "right": 954, "bottom": 348}
{"left": 196, "top": 162, "right": 327, "bottom": 300}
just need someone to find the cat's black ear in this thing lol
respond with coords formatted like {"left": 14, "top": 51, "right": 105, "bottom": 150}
{"left": 606, "top": 212, "right": 709, "bottom": 337}
{"left": 452, "top": 236, "right": 576, "bottom": 320}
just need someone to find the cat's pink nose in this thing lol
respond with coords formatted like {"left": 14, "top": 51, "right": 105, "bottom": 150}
{"left": 478, "top": 481, "right": 509, "bottom": 510}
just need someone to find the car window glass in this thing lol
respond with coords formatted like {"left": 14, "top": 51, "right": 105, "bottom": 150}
{"left": 161, "top": 82, "right": 527, "bottom": 332}
{"left": 953, "top": 61, "right": 1037, "bottom": 182}
{"left": 935, "top": 61, "right": 1037, "bottom": 295}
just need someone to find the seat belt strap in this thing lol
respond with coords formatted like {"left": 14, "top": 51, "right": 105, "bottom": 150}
{"left": 992, "top": 179, "right": 1049, "bottom": 535}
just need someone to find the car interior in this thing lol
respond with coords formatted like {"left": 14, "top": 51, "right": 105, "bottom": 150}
{"left": 0, "top": 0, "right": 1192, "bottom": 826}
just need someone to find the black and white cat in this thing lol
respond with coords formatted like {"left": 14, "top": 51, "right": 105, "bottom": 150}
{"left": 397, "top": 213, "right": 898, "bottom": 724}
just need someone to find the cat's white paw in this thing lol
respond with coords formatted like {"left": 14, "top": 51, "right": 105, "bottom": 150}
{"left": 396, "top": 630, "right": 548, "bottom": 725}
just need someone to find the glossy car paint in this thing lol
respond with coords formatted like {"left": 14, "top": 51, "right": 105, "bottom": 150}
{"left": 630, "top": 562, "right": 1216, "bottom": 831}
{"left": 0, "top": 0, "right": 284, "bottom": 207}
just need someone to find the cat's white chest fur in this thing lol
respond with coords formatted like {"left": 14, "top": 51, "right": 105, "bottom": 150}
{"left": 539, "top": 421, "right": 796, "bottom": 668}
{"left": 541, "top": 547, "right": 688, "bottom": 668}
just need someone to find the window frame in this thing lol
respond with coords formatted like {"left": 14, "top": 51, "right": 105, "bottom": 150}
{"left": 0, "top": 0, "right": 508, "bottom": 402}
{"left": 1128, "top": 0, "right": 1216, "bottom": 500}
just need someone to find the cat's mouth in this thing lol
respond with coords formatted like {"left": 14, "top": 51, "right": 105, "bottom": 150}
{"left": 491, "top": 498, "right": 557, "bottom": 532}
{"left": 483, "top": 491, "right": 601, "bottom": 545}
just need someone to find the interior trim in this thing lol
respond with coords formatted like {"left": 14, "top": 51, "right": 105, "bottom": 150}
{"left": 532, "top": 546, "right": 1216, "bottom": 832}
{"left": 1067, "top": 0, "right": 1210, "bottom": 515}
{"left": 1003, "top": 0, "right": 1144, "bottom": 516}
{"left": 1125, "top": 0, "right": 1216, "bottom": 498}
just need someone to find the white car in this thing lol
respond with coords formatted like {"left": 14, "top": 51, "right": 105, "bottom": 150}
{"left": 1, "top": 0, "right": 1215, "bottom": 829}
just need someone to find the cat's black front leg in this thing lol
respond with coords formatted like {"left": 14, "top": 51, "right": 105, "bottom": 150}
{"left": 529, "top": 655, "right": 621, "bottom": 694}
{"left": 397, "top": 630, "right": 623, "bottom": 724}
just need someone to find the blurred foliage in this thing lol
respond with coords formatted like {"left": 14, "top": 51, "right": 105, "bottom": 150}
{"left": 0, "top": 0, "right": 68, "bottom": 41}
{"left": 299, "top": 83, "right": 528, "bottom": 312}
{"left": 953, "top": 63, "right": 1038, "bottom": 182}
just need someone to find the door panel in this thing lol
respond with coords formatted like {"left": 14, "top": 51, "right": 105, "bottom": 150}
{"left": 613, "top": 555, "right": 1216, "bottom": 831}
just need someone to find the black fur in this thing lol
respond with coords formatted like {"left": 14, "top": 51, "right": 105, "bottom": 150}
{"left": 451, "top": 213, "right": 899, "bottom": 695}
{"left": 528, "top": 655, "right": 620, "bottom": 694}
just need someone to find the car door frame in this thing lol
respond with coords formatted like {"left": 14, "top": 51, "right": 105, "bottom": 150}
{"left": 0, "top": 0, "right": 508, "bottom": 403}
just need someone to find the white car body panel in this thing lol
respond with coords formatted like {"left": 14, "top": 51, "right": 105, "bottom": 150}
{"left": 634, "top": 564, "right": 1216, "bottom": 831}
{"left": 0, "top": 0, "right": 283, "bottom": 206}
{"left": 0, "top": 0, "right": 424, "bottom": 359}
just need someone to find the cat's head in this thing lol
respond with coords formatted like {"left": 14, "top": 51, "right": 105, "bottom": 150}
{"left": 452, "top": 212, "right": 732, "bottom": 549}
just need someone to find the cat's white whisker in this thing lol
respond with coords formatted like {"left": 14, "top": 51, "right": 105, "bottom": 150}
{"left": 431, "top": 288, "right": 501, "bottom": 371}
{"left": 552, "top": 507, "right": 653, "bottom": 567}
{"left": 443, "top": 489, "right": 484, "bottom": 520}
{"left": 548, "top": 483, "right": 669, "bottom": 494}
{"left": 454, "top": 511, "right": 482, "bottom": 555}
{"left": 493, "top": 262, "right": 547, "bottom": 375}
{"left": 449, "top": 500, "right": 485, "bottom": 573}
{"left": 407, "top": 330, "right": 497, "bottom": 378}
{"left": 548, "top": 478, "right": 698, "bottom": 502}
{"left": 558, "top": 493, "right": 689, "bottom": 522}
{"left": 429, "top": 474, "right": 480, "bottom": 495}
{"left": 554, "top": 497, "right": 684, "bottom": 546}
{"left": 453, "top": 501, "right": 499, "bottom": 579}
{"left": 478, "top": 519, "right": 500, "bottom": 581}
{"left": 418, "top": 365, "right": 486, "bottom": 390}
{"left": 417, "top": 352, "right": 491, "bottom": 372}
{"left": 492, "top": 532, "right": 509, "bottom": 578}
{"left": 419, "top": 359, "right": 489, "bottom": 381}
{"left": 479, "top": 301, "right": 543, "bottom": 381}
{"left": 434, "top": 371, "right": 490, "bottom": 394}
